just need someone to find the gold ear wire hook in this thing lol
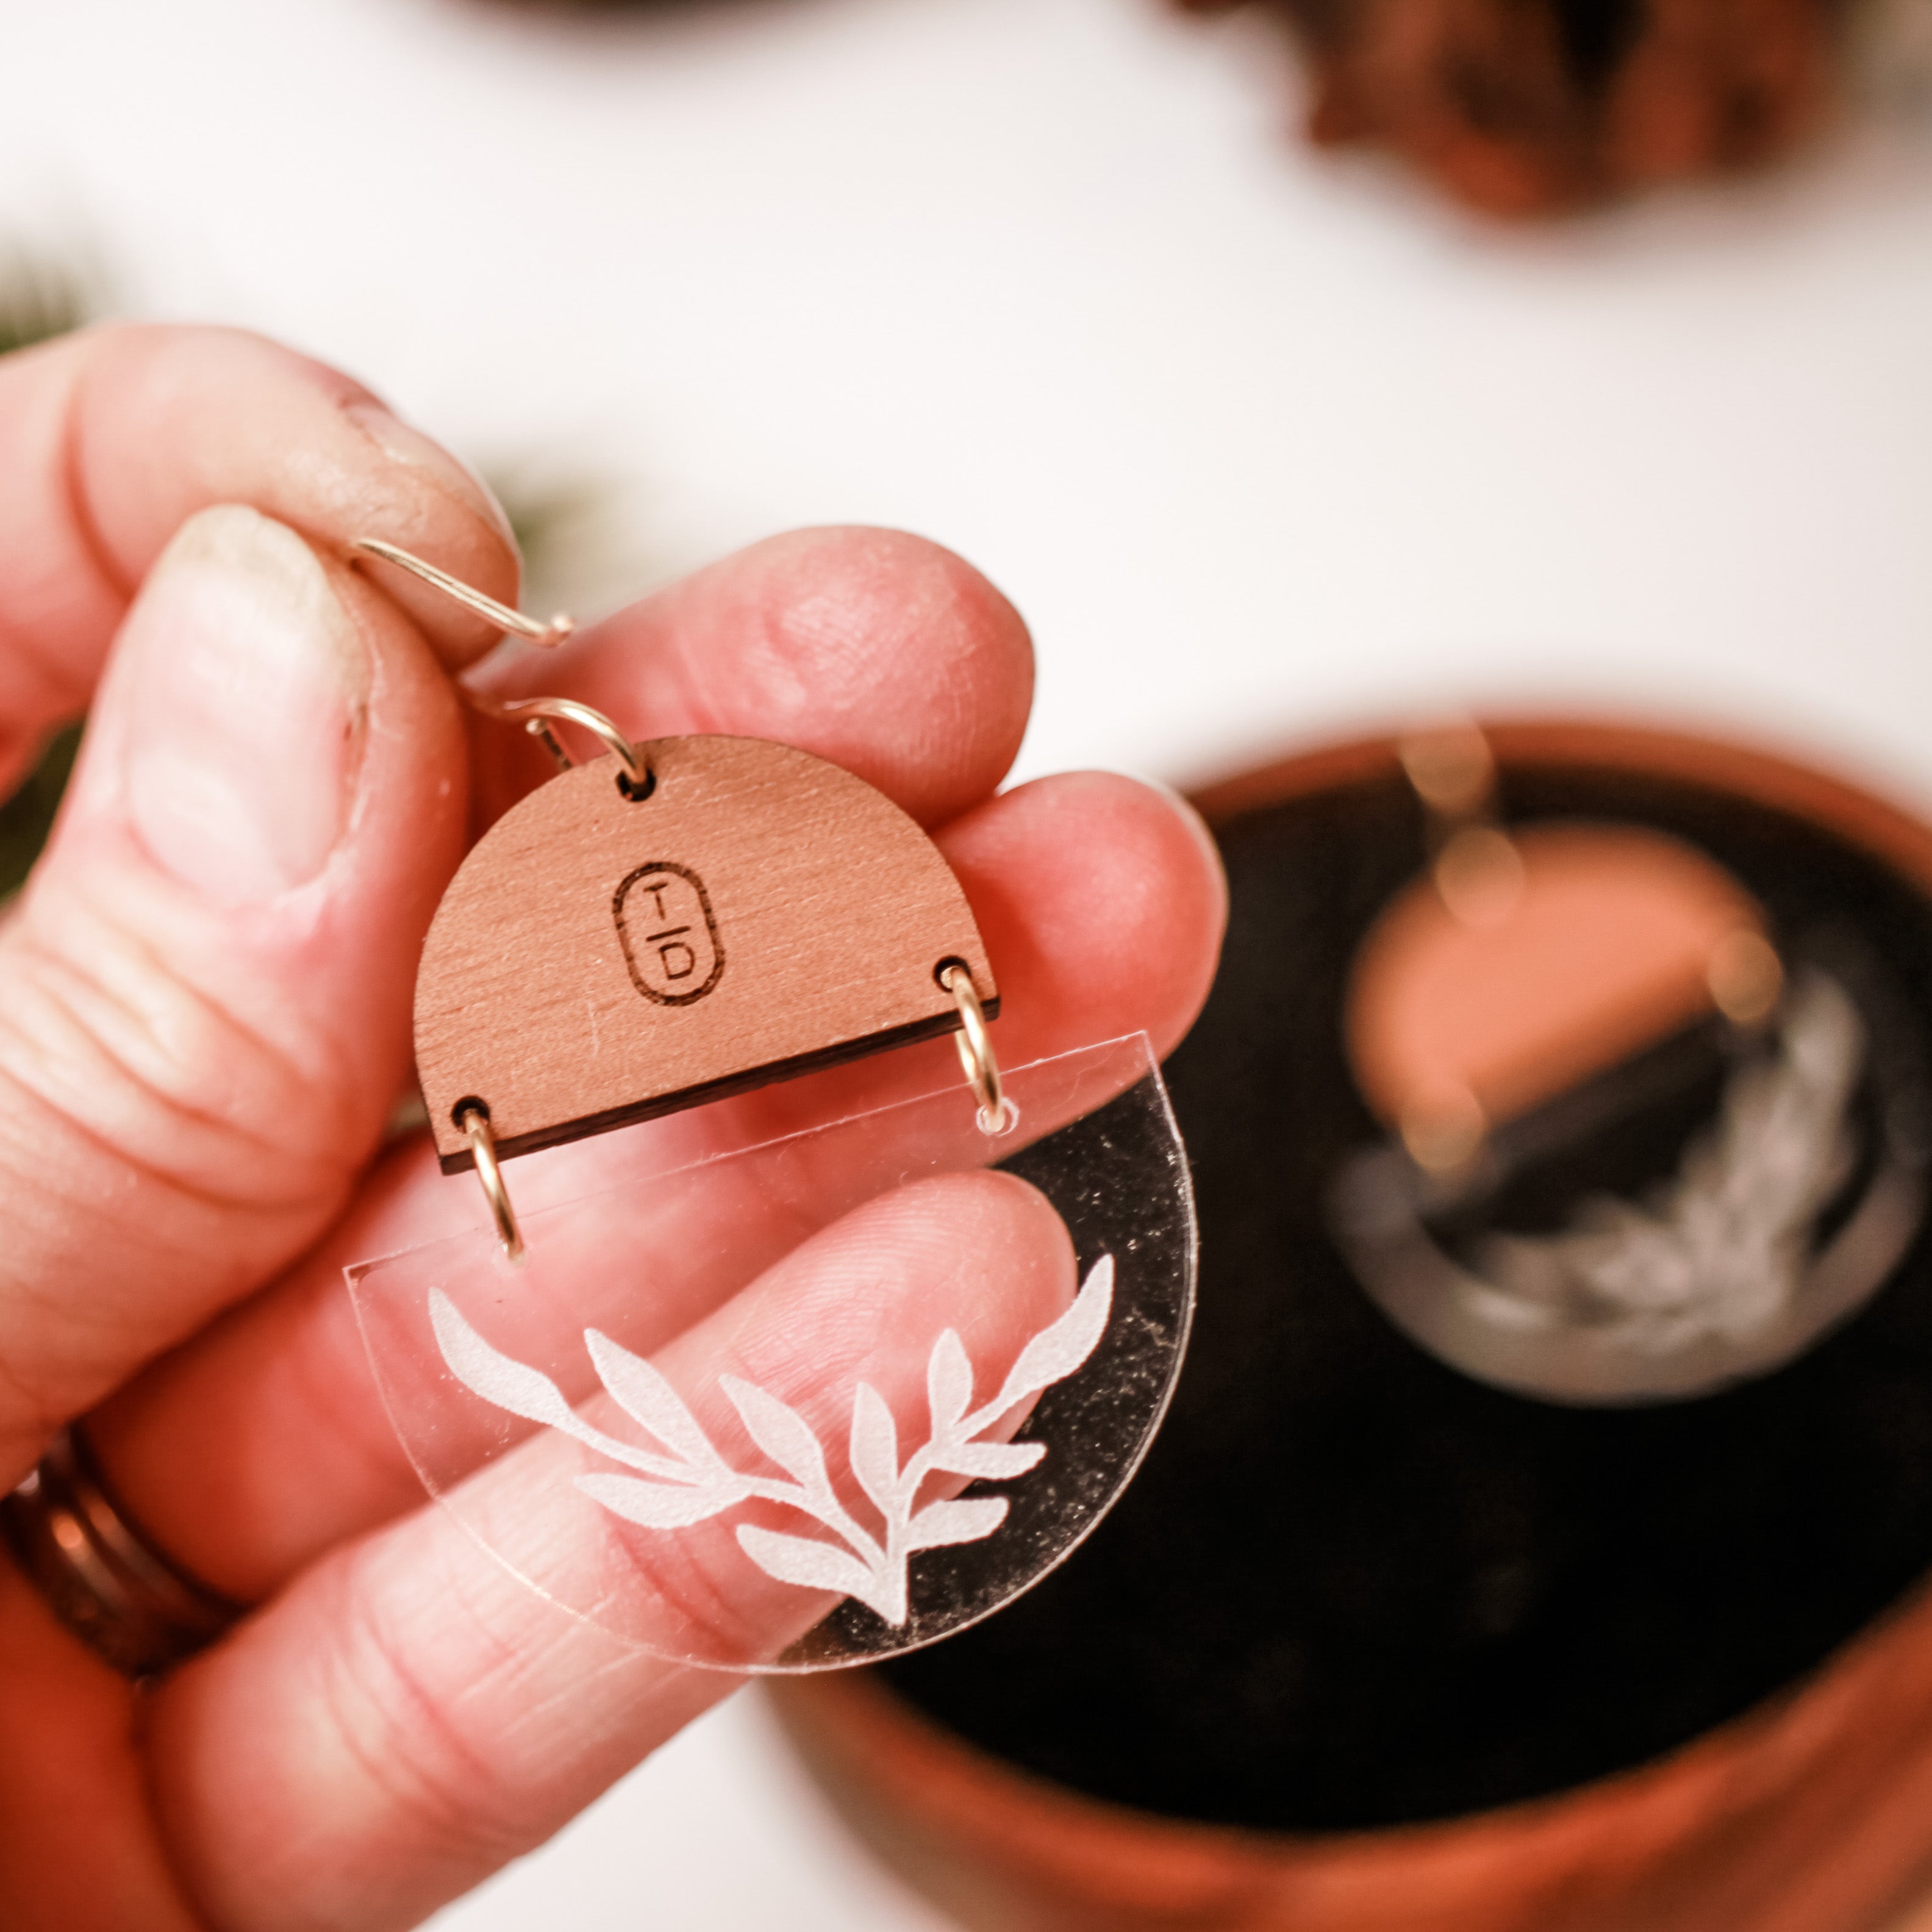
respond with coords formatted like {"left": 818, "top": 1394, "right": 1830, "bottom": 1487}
{"left": 351, "top": 538, "right": 575, "bottom": 648}
{"left": 349, "top": 538, "right": 652, "bottom": 796}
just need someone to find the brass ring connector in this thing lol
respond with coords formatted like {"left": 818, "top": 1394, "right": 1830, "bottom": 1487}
{"left": 465, "top": 691, "right": 652, "bottom": 795}
{"left": 942, "top": 964, "right": 1014, "bottom": 1136}
{"left": 457, "top": 1104, "right": 524, "bottom": 1261}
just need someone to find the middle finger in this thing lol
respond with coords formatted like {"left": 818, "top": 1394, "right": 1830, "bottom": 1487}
{"left": 470, "top": 523, "right": 1036, "bottom": 834}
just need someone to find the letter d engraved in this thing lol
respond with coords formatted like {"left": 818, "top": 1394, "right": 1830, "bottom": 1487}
{"left": 614, "top": 862, "right": 724, "bottom": 1006}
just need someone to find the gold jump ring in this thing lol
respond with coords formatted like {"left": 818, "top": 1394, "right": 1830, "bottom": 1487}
{"left": 942, "top": 964, "right": 1013, "bottom": 1136}
{"left": 465, "top": 691, "right": 651, "bottom": 795}
{"left": 457, "top": 1104, "right": 524, "bottom": 1261}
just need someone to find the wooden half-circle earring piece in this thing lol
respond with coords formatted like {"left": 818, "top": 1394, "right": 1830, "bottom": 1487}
{"left": 415, "top": 734, "right": 997, "bottom": 1173}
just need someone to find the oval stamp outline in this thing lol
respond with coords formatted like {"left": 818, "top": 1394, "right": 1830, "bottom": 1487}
{"left": 613, "top": 860, "right": 726, "bottom": 1007}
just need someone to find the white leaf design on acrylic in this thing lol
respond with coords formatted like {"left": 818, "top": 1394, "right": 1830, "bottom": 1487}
{"left": 848, "top": 1383, "right": 900, "bottom": 1521}
{"left": 431, "top": 1254, "right": 1117, "bottom": 1629}
{"left": 926, "top": 1440, "right": 1048, "bottom": 1481}
{"left": 992, "top": 1253, "right": 1114, "bottom": 1412}
{"left": 723, "top": 1376, "right": 835, "bottom": 1494}
{"left": 735, "top": 1526, "right": 895, "bottom": 1617}
{"left": 907, "top": 1497, "right": 1010, "bottom": 1552}
{"left": 585, "top": 1329, "right": 726, "bottom": 1471}
{"left": 927, "top": 1329, "right": 974, "bottom": 1434}
{"left": 431, "top": 1289, "right": 583, "bottom": 1435}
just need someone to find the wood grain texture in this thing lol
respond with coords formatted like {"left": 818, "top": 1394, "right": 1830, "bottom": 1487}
{"left": 415, "top": 736, "right": 996, "bottom": 1171}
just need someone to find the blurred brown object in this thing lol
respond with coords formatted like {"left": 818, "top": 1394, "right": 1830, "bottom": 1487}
{"left": 1179, "top": 0, "right": 1851, "bottom": 213}
{"left": 774, "top": 720, "right": 1932, "bottom": 1932}
{"left": 1346, "top": 819, "right": 1770, "bottom": 1167}
{"left": 773, "top": 1584, "right": 1932, "bottom": 1932}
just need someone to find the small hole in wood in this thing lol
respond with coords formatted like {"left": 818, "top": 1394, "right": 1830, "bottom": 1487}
{"left": 934, "top": 956, "right": 970, "bottom": 992}
{"left": 617, "top": 767, "right": 656, "bottom": 803}
{"left": 452, "top": 1095, "right": 490, "bottom": 1131}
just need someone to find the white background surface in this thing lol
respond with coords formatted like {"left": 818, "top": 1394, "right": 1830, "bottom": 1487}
{"left": 8, "top": 0, "right": 1932, "bottom": 1922}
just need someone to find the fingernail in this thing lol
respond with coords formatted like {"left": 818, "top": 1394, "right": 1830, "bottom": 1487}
{"left": 342, "top": 400, "right": 515, "bottom": 548}
{"left": 120, "top": 507, "right": 368, "bottom": 902}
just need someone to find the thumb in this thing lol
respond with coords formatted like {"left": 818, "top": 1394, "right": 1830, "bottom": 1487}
{"left": 0, "top": 506, "right": 468, "bottom": 1483}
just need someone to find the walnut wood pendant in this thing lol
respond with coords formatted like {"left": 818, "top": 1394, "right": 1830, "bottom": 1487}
{"left": 415, "top": 735, "right": 996, "bottom": 1172}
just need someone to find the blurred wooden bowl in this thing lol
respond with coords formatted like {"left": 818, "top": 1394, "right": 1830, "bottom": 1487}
{"left": 773, "top": 720, "right": 1932, "bottom": 1932}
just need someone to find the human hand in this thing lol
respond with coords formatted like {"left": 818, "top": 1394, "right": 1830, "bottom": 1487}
{"left": 0, "top": 324, "right": 1226, "bottom": 1930}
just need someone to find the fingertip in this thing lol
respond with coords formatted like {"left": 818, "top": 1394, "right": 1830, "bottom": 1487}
{"left": 887, "top": 1166, "right": 1079, "bottom": 1325}
{"left": 524, "top": 526, "right": 1034, "bottom": 829}
{"left": 1143, "top": 776, "right": 1231, "bottom": 944}
{"left": 726, "top": 1168, "right": 1076, "bottom": 1400}
{"left": 73, "top": 324, "right": 520, "bottom": 670}
{"left": 942, "top": 771, "right": 1229, "bottom": 1063}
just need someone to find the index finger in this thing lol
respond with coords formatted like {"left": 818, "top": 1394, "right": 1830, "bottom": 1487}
{"left": 0, "top": 323, "right": 518, "bottom": 783}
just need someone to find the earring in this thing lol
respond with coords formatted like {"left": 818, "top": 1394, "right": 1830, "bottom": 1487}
{"left": 1331, "top": 721, "right": 1926, "bottom": 1404}
{"left": 340, "top": 543, "right": 1197, "bottom": 1672}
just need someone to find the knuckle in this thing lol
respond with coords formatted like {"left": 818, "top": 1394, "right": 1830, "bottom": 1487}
{"left": 318, "top": 1553, "right": 538, "bottom": 1871}
{"left": 0, "top": 887, "right": 359, "bottom": 1218}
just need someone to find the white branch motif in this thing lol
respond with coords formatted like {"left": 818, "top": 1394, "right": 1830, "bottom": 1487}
{"left": 1475, "top": 973, "right": 1866, "bottom": 1352}
{"left": 429, "top": 1255, "right": 1114, "bottom": 1626}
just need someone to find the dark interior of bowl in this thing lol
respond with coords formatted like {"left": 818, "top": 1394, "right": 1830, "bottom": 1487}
{"left": 877, "top": 753, "right": 1932, "bottom": 1831}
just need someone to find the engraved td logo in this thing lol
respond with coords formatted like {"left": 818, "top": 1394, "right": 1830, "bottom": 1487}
{"left": 614, "top": 862, "right": 724, "bottom": 1006}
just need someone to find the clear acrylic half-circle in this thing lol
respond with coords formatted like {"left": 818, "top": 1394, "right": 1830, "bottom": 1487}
{"left": 347, "top": 1035, "right": 1193, "bottom": 1671}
